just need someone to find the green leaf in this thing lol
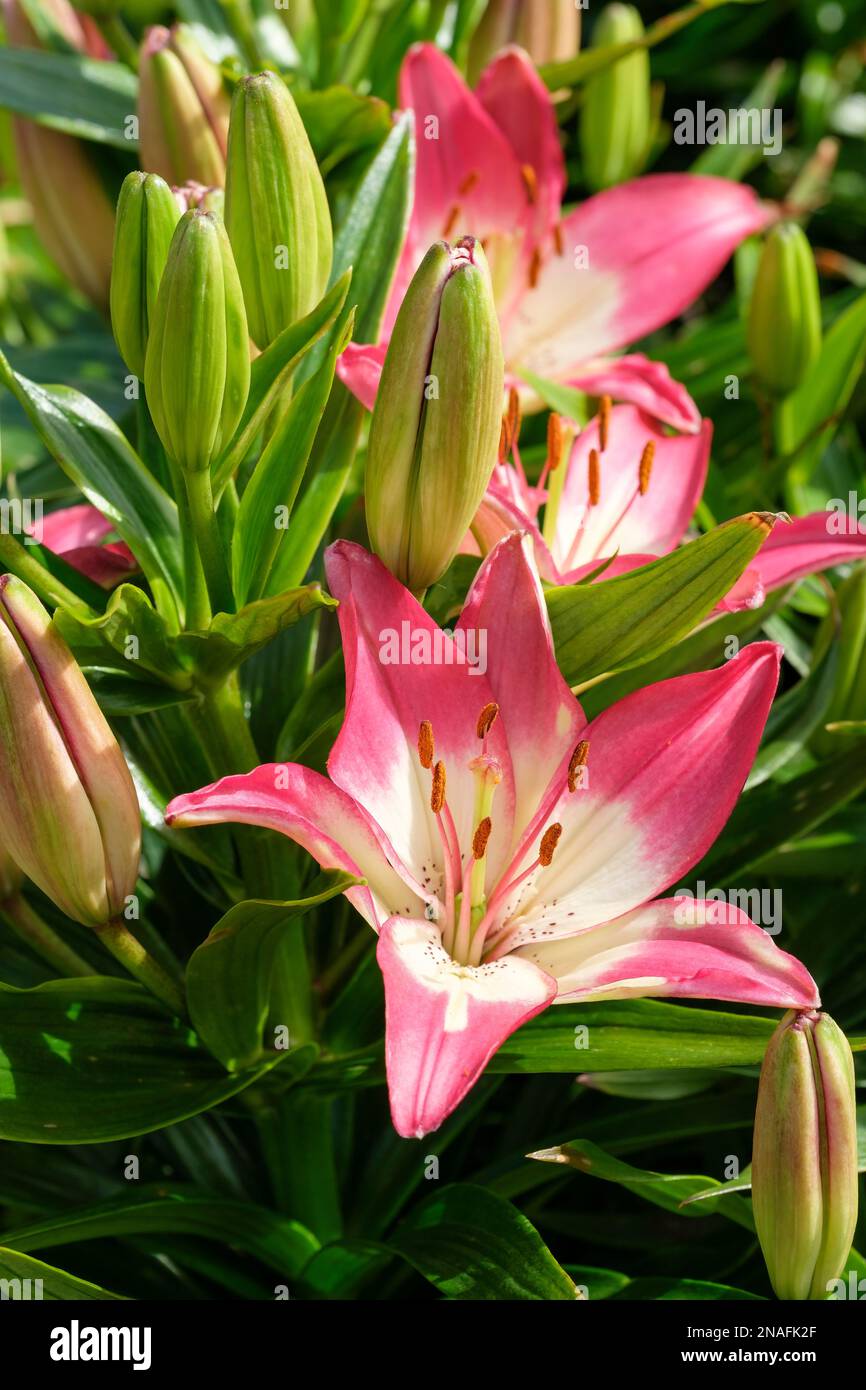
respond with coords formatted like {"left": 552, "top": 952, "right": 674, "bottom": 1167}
{"left": 489, "top": 999, "right": 781, "bottom": 1073}
{"left": 186, "top": 873, "right": 358, "bottom": 1071}
{"left": 295, "top": 87, "right": 392, "bottom": 176}
{"left": 234, "top": 329, "right": 346, "bottom": 605}
{"left": 691, "top": 60, "right": 786, "bottom": 179}
{"left": 547, "top": 513, "right": 775, "bottom": 687}
{"left": 0, "top": 1246, "right": 126, "bottom": 1300}
{"left": 529, "top": 1140, "right": 755, "bottom": 1229}
{"left": 54, "top": 585, "right": 194, "bottom": 690}
{"left": 0, "top": 977, "right": 281, "bottom": 1144}
{"left": 214, "top": 272, "right": 352, "bottom": 492}
{"left": 389, "top": 1185, "right": 579, "bottom": 1300}
{"left": 0, "top": 1188, "right": 319, "bottom": 1277}
{"left": 746, "top": 640, "right": 840, "bottom": 788}
{"left": 612, "top": 1276, "right": 762, "bottom": 1301}
{"left": 181, "top": 585, "right": 337, "bottom": 683}
{"left": 518, "top": 368, "right": 591, "bottom": 425}
{"left": 0, "top": 48, "right": 137, "bottom": 146}
{"left": 299, "top": 1240, "right": 393, "bottom": 1299}
{"left": 778, "top": 290, "right": 866, "bottom": 487}
{"left": 0, "top": 354, "right": 184, "bottom": 623}
{"left": 697, "top": 741, "right": 866, "bottom": 883}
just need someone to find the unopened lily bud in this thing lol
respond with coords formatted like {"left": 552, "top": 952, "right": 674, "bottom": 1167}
{"left": 468, "top": 0, "right": 581, "bottom": 83}
{"left": 138, "top": 24, "right": 230, "bottom": 189}
{"left": 365, "top": 238, "right": 504, "bottom": 593}
{"left": 145, "top": 209, "right": 250, "bottom": 472}
{"left": 0, "top": 576, "right": 140, "bottom": 927}
{"left": 810, "top": 566, "right": 866, "bottom": 758}
{"left": 747, "top": 222, "right": 822, "bottom": 397}
{"left": 225, "top": 70, "right": 333, "bottom": 348}
{"left": 580, "top": 4, "right": 651, "bottom": 192}
{"left": 110, "top": 171, "right": 180, "bottom": 379}
{"left": 752, "top": 1009, "right": 858, "bottom": 1301}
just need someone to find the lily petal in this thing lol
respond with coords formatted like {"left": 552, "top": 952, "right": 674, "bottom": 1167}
{"left": 165, "top": 764, "right": 424, "bottom": 929}
{"left": 378, "top": 915, "right": 556, "bottom": 1138}
{"left": 522, "top": 898, "right": 820, "bottom": 1009}
{"left": 506, "top": 174, "right": 770, "bottom": 380}
{"left": 336, "top": 341, "right": 388, "bottom": 412}
{"left": 324, "top": 541, "right": 516, "bottom": 888}
{"left": 34, "top": 504, "right": 137, "bottom": 589}
{"left": 564, "top": 354, "right": 702, "bottom": 434}
{"left": 553, "top": 406, "right": 712, "bottom": 572}
{"left": 503, "top": 642, "right": 782, "bottom": 944}
{"left": 753, "top": 511, "right": 866, "bottom": 594}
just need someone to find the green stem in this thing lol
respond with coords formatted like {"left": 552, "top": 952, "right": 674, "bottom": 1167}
{"left": 185, "top": 469, "right": 234, "bottom": 617}
{"left": 170, "top": 459, "right": 211, "bottom": 631}
{"left": 96, "top": 917, "right": 186, "bottom": 1015}
{"left": 1, "top": 894, "right": 95, "bottom": 977}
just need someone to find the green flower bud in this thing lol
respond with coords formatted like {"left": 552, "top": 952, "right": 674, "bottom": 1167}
{"left": 747, "top": 222, "right": 822, "bottom": 397}
{"left": 144, "top": 209, "right": 250, "bottom": 473}
{"left": 225, "top": 71, "right": 333, "bottom": 348}
{"left": 138, "top": 24, "right": 230, "bottom": 189}
{"left": 810, "top": 566, "right": 866, "bottom": 758}
{"left": 110, "top": 171, "right": 180, "bottom": 379}
{"left": 752, "top": 1010, "right": 858, "bottom": 1301}
{"left": 580, "top": 4, "right": 651, "bottom": 192}
{"left": 365, "top": 238, "right": 504, "bottom": 594}
{"left": 0, "top": 576, "right": 141, "bottom": 927}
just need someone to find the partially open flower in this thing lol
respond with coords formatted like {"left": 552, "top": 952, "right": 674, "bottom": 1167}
{"left": 365, "top": 238, "right": 504, "bottom": 593}
{"left": 0, "top": 576, "right": 141, "bottom": 927}
{"left": 752, "top": 1009, "right": 858, "bottom": 1300}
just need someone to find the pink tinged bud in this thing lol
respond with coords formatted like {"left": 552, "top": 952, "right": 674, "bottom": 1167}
{"left": 138, "top": 24, "right": 231, "bottom": 189}
{"left": 752, "top": 1009, "right": 859, "bottom": 1300}
{"left": 0, "top": 576, "right": 141, "bottom": 927}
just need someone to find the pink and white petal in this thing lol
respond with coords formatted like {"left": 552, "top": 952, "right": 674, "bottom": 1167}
{"left": 457, "top": 532, "right": 584, "bottom": 837}
{"left": 506, "top": 174, "right": 770, "bottom": 379}
{"left": 39, "top": 504, "right": 114, "bottom": 551}
{"left": 559, "top": 551, "right": 659, "bottom": 586}
{"left": 752, "top": 511, "right": 866, "bottom": 593}
{"left": 399, "top": 43, "right": 529, "bottom": 251}
{"left": 60, "top": 543, "right": 138, "bottom": 589}
{"left": 564, "top": 354, "right": 702, "bottom": 434}
{"left": 468, "top": 484, "right": 561, "bottom": 583}
{"left": 502, "top": 642, "right": 782, "bottom": 944}
{"left": 336, "top": 341, "right": 388, "bottom": 411}
{"left": 474, "top": 46, "right": 565, "bottom": 246}
{"left": 379, "top": 915, "right": 557, "bottom": 1138}
{"left": 325, "top": 541, "right": 516, "bottom": 888}
{"left": 552, "top": 406, "right": 711, "bottom": 572}
{"left": 165, "top": 764, "right": 424, "bottom": 929}
{"left": 716, "top": 565, "right": 766, "bottom": 614}
{"left": 520, "top": 898, "right": 819, "bottom": 1009}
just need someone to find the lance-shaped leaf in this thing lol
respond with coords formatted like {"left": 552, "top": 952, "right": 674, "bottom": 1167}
{"left": 547, "top": 512, "right": 777, "bottom": 687}
{"left": 0, "top": 47, "right": 137, "bottom": 145}
{"left": 179, "top": 584, "right": 337, "bottom": 685}
{"left": 0, "top": 977, "right": 283, "bottom": 1144}
{"left": 186, "top": 872, "right": 358, "bottom": 1071}
{"left": 54, "top": 585, "right": 194, "bottom": 691}
{"left": 0, "top": 353, "right": 183, "bottom": 624}
{"left": 0, "top": 1247, "right": 126, "bottom": 1300}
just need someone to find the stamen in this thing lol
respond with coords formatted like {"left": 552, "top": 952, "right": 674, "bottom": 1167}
{"left": 539, "top": 823, "right": 562, "bottom": 867}
{"left": 498, "top": 418, "right": 509, "bottom": 463}
{"left": 528, "top": 246, "right": 542, "bottom": 289}
{"left": 476, "top": 702, "right": 499, "bottom": 739}
{"left": 430, "top": 760, "right": 446, "bottom": 814}
{"left": 418, "top": 720, "right": 434, "bottom": 769}
{"left": 568, "top": 739, "right": 590, "bottom": 792}
{"left": 507, "top": 386, "right": 521, "bottom": 449}
{"left": 547, "top": 413, "right": 563, "bottom": 471}
{"left": 473, "top": 816, "right": 492, "bottom": 859}
{"left": 639, "top": 440, "right": 655, "bottom": 495}
{"left": 520, "top": 163, "right": 538, "bottom": 204}
{"left": 588, "top": 448, "right": 601, "bottom": 506}
{"left": 598, "top": 395, "right": 612, "bottom": 452}
{"left": 442, "top": 204, "right": 461, "bottom": 239}
{"left": 458, "top": 170, "right": 480, "bottom": 196}
{"left": 553, "top": 222, "right": 564, "bottom": 256}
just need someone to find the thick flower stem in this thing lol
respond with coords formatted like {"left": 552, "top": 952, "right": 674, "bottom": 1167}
{"left": 167, "top": 456, "right": 211, "bottom": 632}
{"left": 185, "top": 469, "right": 234, "bottom": 618}
{"left": 96, "top": 917, "right": 186, "bottom": 1016}
{"left": 1, "top": 894, "right": 95, "bottom": 977}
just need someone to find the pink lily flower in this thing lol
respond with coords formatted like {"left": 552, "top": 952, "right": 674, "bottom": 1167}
{"left": 166, "top": 534, "right": 817, "bottom": 1139}
{"left": 471, "top": 403, "right": 866, "bottom": 610}
{"left": 34, "top": 505, "right": 138, "bottom": 589}
{"left": 337, "top": 43, "right": 772, "bottom": 433}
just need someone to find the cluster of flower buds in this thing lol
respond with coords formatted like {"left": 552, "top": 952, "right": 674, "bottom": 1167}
{"left": 580, "top": 4, "right": 651, "bottom": 191}
{"left": 0, "top": 576, "right": 141, "bottom": 927}
{"left": 365, "top": 237, "right": 504, "bottom": 594}
{"left": 752, "top": 1009, "right": 858, "bottom": 1300}
{"left": 467, "top": 0, "right": 582, "bottom": 82}
{"left": 748, "top": 221, "right": 822, "bottom": 397}
{"left": 110, "top": 171, "right": 181, "bottom": 379}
